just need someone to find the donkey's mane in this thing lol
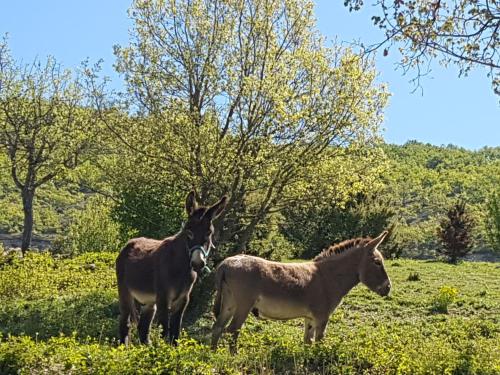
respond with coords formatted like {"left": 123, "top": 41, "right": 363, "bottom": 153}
{"left": 313, "top": 237, "right": 372, "bottom": 262}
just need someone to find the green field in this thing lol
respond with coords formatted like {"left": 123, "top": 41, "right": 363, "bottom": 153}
{"left": 0, "top": 252, "right": 499, "bottom": 374}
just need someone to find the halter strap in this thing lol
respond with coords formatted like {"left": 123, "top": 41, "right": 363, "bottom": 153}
{"left": 181, "top": 222, "right": 215, "bottom": 275}
{"left": 186, "top": 242, "right": 215, "bottom": 275}
{"left": 187, "top": 244, "right": 210, "bottom": 258}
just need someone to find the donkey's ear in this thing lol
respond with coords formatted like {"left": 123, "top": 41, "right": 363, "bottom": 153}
{"left": 366, "top": 231, "right": 389, "bottom": 251}
{"left": 205, "top": 195, "right": 228, "bottom": 221}
{"left": 185, "top": 190, "right": 198, "bottom": 216}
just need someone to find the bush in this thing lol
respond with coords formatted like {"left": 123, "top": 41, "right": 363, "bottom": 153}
{"left": 248, "top": 231, "right": 298, "bottom": 261}
{"left": 246, "top": 213, "right": 298, "bottom": 261}
{"left": 431, "top": 286, "right": 458, "bottom": 314}
{"left": 112, "top": 178, "right": 185, "bottom": 239}
{"left": 53, "top": 196, "right": 126, "bottom": 255}
{"left": 283, "top": 193, "right": 396, "bottom": 259}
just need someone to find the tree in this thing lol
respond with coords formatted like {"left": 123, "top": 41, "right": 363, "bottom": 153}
{"left": 437, "top": 200, "right": 475, "bottom": 263}
{"left": 0, "top": 39, "right": 102, "bottom": 254}
{"left": 344, "top": 0, "right": 500, "bottom": 94}
{"left": 99, "top": 0, "right": 388, "bottom": 253}
{"left": 485, "top": 191, "right": 500, "bottom": 252}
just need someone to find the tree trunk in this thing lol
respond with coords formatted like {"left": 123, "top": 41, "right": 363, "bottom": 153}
{"left": 21, "top": 188, "right": 35, "bottom": 255}
{"left": 236, "top": 218, "right": 260, "bottom": 254}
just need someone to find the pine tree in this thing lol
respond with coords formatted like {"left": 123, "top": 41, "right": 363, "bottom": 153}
{"left": 437, "top": 201, "right": 475, "bottom": 263}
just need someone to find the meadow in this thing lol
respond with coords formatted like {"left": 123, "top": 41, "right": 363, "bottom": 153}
{"left": 1, "top": 0, "right": 499, "bottom": 373}
{"left": 0, "top": 251, "right": 498, "bottom": 374}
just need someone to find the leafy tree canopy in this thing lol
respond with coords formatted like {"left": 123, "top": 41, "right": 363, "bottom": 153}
{"left": 92, "top": 0, "right": 389, "bottom": 252}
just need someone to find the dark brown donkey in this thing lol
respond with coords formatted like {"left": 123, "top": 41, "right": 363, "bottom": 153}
{"left": 116, "top": 191, "right": 227, "bottom": 345}
{"left": 212, "top": 231, "right": 391, "bottom": 352}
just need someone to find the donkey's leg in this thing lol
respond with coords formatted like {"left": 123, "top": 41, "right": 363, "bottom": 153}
{"left": 168, "top": 296, "right": 189, "bottom": 345}
{"left": 226, "top": 303, "right": 253, "bottom": 354}
{"left": 118, "top": 311, "right": 131, "bottom": 345}
{"left": 211, "top": 294, "right": 235, "bottom": 350}
{"left": 304, "top": 318, "right": 314, "bottom": 344}
{"left": 138, "top": 304, "right": 157, "bottom": 345}
{"left": 156, "top": 293, "right": 170, "bottom": 341}
{"left": 118, "top": 287, "right": 136, "bottom": 345}
{"left": 313, "top": 318, "right": 329, "bottom": 342}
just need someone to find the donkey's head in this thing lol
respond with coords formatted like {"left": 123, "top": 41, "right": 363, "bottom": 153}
{"left": 183, "top": 191, "right": 227, "bottom": 272}
{"left": 358, "top": 231, "right": 391, "bottom": 297}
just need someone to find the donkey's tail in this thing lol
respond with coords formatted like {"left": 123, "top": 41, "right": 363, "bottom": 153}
{"left": 116, "top": 248, "right": 139, "bottom": 324}
{"left": 213, "top": 263, "right": 226, "bottom": 319}
{"left": 118, "top": 286, "right": 139, "bottom": 324}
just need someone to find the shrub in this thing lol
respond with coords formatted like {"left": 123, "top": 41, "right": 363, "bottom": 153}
{"left": 53, "top": 196, "right": 126, "bottom": 255}
{"left": 247, "top": 213, "right": 298, "bottom": 261}
{"left": 248, "top": 232, "right": 298, "bottom": 261}
{"left": 283, "top": 193, "right": 396, "bottom": 259}
{"left": 431, "top": 286, "right": 458, "bottom": 314}
{"left": 437, "top": 201, "right": 475, "bottom": 263}
{"left": 112, "top": 178, "right": 185, "bottom": 239}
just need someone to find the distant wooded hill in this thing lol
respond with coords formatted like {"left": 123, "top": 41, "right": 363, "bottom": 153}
{"left": 0, "top": 141, "right": 499, "bottom": 257}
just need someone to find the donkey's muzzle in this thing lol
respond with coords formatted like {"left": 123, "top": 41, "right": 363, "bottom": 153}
{"left": 190, "top": 251, "right": 207, "bottom": 273}
{"left": 378, "top": 281, "right": 392, "bottom": 297}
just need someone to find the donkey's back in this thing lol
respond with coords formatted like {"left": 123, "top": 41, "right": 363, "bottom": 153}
{"left": 116, "top": 237, "right": 168, "bottom": 294}
{"left": 214, "top": 254, "right": 316, "bottom": 297}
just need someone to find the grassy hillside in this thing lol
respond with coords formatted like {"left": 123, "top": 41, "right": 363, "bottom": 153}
{"left": 0, "top": 252, "right": 498, "bottom": 374}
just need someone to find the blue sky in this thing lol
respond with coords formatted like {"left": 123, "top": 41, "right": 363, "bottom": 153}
{"left": 1, "top": 0, "right": 498, "bottom": 149}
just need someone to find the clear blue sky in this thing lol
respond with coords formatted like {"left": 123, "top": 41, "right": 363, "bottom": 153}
{"left": 1, "top": 0, "right": 498, "bottom": 149}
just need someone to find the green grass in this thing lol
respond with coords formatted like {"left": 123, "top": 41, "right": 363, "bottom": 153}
{"left": 0, "top": 252, "right": 499, "bottom": 374}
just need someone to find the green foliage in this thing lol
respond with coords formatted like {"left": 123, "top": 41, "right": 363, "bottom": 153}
{"left": 283, "top": 192, "right": 396, "bottom": 259}
{"left": 437, "top": 201, "right": 475, "bottom": 263}
{"left": 112, "top": 172, "right": 185, "bottom": 239}
{"left": 381, "top": 142, "right": 500, "bottom": 257}
{"left": 106, "top": 0, "right": 389, "bottom": 253}
{"left": 0, "top": 38, "right": 105, "bottom": 251}
{"left": 0, "top": 42, "right": 101, "bottom": 184}
{"left": 0, "top": 252, "right": 498, "bottom": 374}
{"left": 0, "top": 252, "right": 117, "bottom": 340}
{"left": 485, "top": 191, "right": 500, "bottom": 252}
{"left": 248, "top": 213, "right": 299, "bottom": 261}
{"left": 0, "top": 153, "right": 85, "bottom": 235}
{"left": 53, "top": 196, "right": 125, "bottom": 255}
{"left": 431, "top": 286, "right": 459, "bottom": 314}
{"left": 3, "top": 141, "right": 498, "bottom": 261}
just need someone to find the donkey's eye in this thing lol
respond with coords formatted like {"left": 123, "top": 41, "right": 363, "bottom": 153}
{"left": 374, "top": 260, "right": 382, "bottom": 266}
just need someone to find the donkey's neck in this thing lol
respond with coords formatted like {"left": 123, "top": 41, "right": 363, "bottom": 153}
{"left": 316, "top": 248, "right": 363, "bottom": 303}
